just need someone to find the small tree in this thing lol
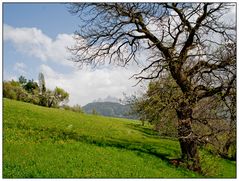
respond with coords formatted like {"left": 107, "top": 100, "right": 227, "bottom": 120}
{"left": 53, "top": 87, "right": 69, "bottom": 106}
{"left": 46, "top": 87, "right": 69, "bottom": 108}
{"left": 38, "top": 72, "right": 46, "bottom": 95}
{"left": 72, "top": 104, "right": 84, "bottom": 113}
{"left": 92, "top": 108, "right": 98, "bottom": 115}
{"left": 38, "top": 73, "right": 48, "bottom": 106}
{"left": 24, "top": 79, "right": 39, "bottom": 94}
{"left": 3, "top": 81, "right": 19, "bottom": 100}
{"left": 3, "top": 80, "right": 24, "bottom": 101}
{"left": 131, "top": 76, "right": 180, "bottom": 136}
{"left": 18, "top": 75, "right": 27, "bottom": 85}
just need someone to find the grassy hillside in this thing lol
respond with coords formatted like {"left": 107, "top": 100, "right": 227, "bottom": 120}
{"left": 3, "top": 98, "right": 236, "bottom": 178}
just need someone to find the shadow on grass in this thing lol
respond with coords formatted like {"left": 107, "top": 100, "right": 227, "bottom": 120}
{"left": 16, "top": 124, "right": 236, "bottom": 177}
{"left": 126, "top": 123, "right": 159, "bottom": 137}
{"left": 29, "top": 126, "right": 176, "bottom": 163}
{"left": 58, "top": 130, "right": 170, "bottom": 161}
{"left": 126, "top": 123, "right": 178, "bottom": 141}
{"left": 14, "top": 124, "right": 181, "bottom": 167}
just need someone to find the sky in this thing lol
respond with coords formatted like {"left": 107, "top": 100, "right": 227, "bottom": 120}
{"left": 2, "top": 3, "right": 236, "bottom": 106}
{"left": 3, "top": 3, "right": 142, "bottom": 106}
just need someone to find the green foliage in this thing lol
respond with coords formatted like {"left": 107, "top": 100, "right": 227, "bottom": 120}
{"left": 3, "top": 78, "right": 40, "bottom": 105}
{"left": 200, "top": 149, "right": 236, "bottom": 178}
{"left": 43, "top": 87, "right": 69, "bottom": 108}
{"left": 3, "top": 74, "right": 70, "bottom": 109}
{"left": 71, "top": 104, "right": 84, "bottom": 113}
{"left": 131, "top": 75, "right": 236, "bottom": 159}
{"left": 3, "top": 99, "right": 236, "bottom": 178}
{"left": 130, "top": 76, "right": 180, "bottom": 136}
{"left": 53, "top": 87, "right": 69, "bottom": 106}
{"left": 18, "top": 76, "right": 27, "bottom": 85}
{"left": 3, "top": 81, "right": 31, "bottom": 102}
{"left": 61, "top": 104, "right": 84, "bottom": 113}
{"left": 192, "top": 95, "right": 236, "bottom": 160}
{"left": 3, "top": 81, "right": 19, "bottom": 100}
{"left": 44, "top": 89, "right": 56, "bottom": 107}
{"left": 38, "top": 94, "right": 48, "bottom": 107}
{"left": 23, "top": 79, "right": 39, "bottom": 93}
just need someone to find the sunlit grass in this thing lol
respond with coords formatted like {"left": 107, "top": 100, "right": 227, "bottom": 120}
{"left": 3, "top": 98, "right": 236, "bottom": 178}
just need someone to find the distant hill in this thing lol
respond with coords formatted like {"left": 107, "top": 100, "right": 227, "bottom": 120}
{"left": 82, "top": 102, "right": 137, "bottom": 119}
{"left": 93, "top": 96, "right": 120, "bottom": 103}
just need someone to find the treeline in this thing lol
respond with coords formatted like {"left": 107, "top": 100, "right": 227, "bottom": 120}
{"left": 3, "top": 73, "right": 83, "bottom": 113}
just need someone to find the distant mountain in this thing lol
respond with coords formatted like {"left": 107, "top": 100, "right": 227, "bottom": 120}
{"left": 82, "top": 102, "right": 137, "bottom": 119}
{"left": 93, "top": 96, "right": 120, "bottom": 103}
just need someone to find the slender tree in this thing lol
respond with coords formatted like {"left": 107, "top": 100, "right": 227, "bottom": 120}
{"left": 38, "top": 72, "right": 47, "bottom": 106}
{"left": 38, "top": 72, "right": 46, "bottom": 95}
{"left": 68, "top": 3, "right": 236, "bottom": 170}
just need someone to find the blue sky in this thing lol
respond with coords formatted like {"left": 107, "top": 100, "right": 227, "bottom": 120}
{"left": 4, "top": 3, "right": 79, "bottom": 38}
{"left": 3, "top": 3, "right": 236, "bottom": 106}
{"left": 3, "top": 3, "right": 141, "bottom": 106}
{"left": 3, "top": 3, "right": 78, "bottom": 80}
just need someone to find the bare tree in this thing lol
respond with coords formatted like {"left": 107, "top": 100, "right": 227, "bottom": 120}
{"left": 68, "top": 3, "right": 236, "bottom": 170}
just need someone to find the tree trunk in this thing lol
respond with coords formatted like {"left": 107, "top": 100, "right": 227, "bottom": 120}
{"left": 223, "top": 138, "right": 232, "bottom": 156}
{"left": 222, "top": 135, "right": 235, "bottom": 159}
{"left": 176, "top": 103, "right": 201, "bottom": 172}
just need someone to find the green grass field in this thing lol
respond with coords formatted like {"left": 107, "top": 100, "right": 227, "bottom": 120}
{"left": 3, "top": 98, "right": 236, "bottom": 178}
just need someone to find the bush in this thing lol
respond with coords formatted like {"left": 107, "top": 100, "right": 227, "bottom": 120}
{"left": 3, "top": 81, "right": 26, "bottom": 101}
{"left": 3, "top": 75, "right": 71, "bottom": 111}
{"left": 61, "top": 104, "right": 84, "bottom": 113}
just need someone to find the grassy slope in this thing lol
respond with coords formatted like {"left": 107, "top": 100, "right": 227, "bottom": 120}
{"left": 3, "top": 99, "right": 236, "bottom": 178}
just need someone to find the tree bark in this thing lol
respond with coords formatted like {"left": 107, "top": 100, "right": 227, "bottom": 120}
{"left": 222, "top": 136, "right": 234, "bottom": 159}
{"left": 176, "top": 103, "right": 201, "bottom": 172}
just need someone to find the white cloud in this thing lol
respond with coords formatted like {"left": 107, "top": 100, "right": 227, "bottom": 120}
{"left": 13, "top": 62, "right": 27, "bottom": 75}
{"left": 39, "top": 64, "right": 141, "bottom": 106}
{"left": 4, "top": 24, "right": 143, "bottom": 106}
{"left": 4, "top": 24, "right": 75, "bottom": 66}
